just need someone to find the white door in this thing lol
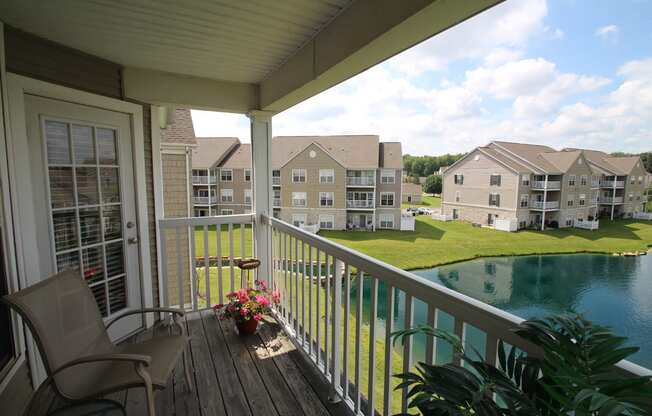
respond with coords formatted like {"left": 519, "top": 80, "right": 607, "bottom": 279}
{"left": 24, "top": 95, "right": 142, "bottom": 341}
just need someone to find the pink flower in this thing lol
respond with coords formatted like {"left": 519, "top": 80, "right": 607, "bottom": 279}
{"left": 255, "top": 295, "right": 269, "bottom": 307}
{"left": 271, "top": 290, "right": 281, "bottom": 304}
{"left": 257, "top": 280, "right": 268, "bottom": 290}
{"left": 237, "top": 288, "right": 250, "bottom": 303}
{"left": 227, "top": 305, "right": 236, "bottom": 313}
{"left": 253, "top": 313, "right": 262, "bottom": 321}
{"left": 240, "top": 307, "right": 249, "bottom": 316}
{"left": 213, "top": 303, "right": 224, "bottom": 311}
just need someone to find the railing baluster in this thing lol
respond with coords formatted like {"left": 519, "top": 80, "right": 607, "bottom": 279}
{"left": 383, "top": 284, "right": 395, "bottom": 416}
{"left": 301, "top": 241, "right": 306, "bottom": 347}
{"left": 354, "top": 271, "right": 364, "bottom": 414}
{"left": 228, "top": 223, "right": 234, "bottom": 292}
{"left": 401, "top": 294, "right": 413, "bottom": 414}
{"left": 342, "top": 264, "right": 351, "bottom": 401}
{"left": 324, "top": 254, "right": 330, "bottom": 375}
{"left": 367, "top": 277, "right": 379, "bottom": 416}
{"left": 294, "top": 236, "right": 299, "bottom": 336}
{"left": 308, "top": 244, "right": 313, "bottom": 357}
{"left": 203, "top": 225, "right": 210, "bottom": 308}
{"left": 189, "top": 224, "right": 198, "bottom": 311}
{"left": 240, "top": 223, "right": 246, "bottom": 287}
{"left": 175, "top": 226, "right": 184, "bottom": 309}
{"left": 216, "top": 224, "right": 223, "bottom": 304}
{"left": 289, "top": 235, "right": 294, "bottom": 330}
{"left": 426, "top": 304, "right": 437, "bottom": 365}
{"left": 485, "top": 334, "right": 498, "bottom": 366}
{"left": 159, "top": 228, "right": 169, "bottom": 313}
{"left": 316, "top": 248, "right": 321, "bottom": 368}
{"left": 453, "top": 318, "right": 465, "bottom": 366}
{"left": 331, "top": 258, "right": 342, "bottom": 399}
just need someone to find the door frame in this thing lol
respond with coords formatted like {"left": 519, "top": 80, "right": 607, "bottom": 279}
{"left": 5, "top": 73, "right": 154, "bottom": 383}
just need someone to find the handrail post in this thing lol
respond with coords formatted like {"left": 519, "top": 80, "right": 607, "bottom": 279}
{"left": 329, "top": 258, "right": 343, "bottom": 402}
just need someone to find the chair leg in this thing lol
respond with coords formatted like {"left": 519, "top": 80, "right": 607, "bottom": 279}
{"left": 136, "top": 363, "right": 156, "bottom": 416}
{"left": 183, "top": 348, "right": 193, "bottom": 391}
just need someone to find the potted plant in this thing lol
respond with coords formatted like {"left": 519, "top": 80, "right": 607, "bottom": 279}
{"left": 392, "top": 314, "right": 652, "bottom": 415}
{"left": 213, "top": 280, "right": 280, "bottom": 335}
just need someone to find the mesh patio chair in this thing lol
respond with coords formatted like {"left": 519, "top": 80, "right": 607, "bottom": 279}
{"left": 2, "top": 270, "right": 193, "bottom": 416}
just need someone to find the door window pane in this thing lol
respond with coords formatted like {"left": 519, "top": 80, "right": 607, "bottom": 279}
{"left": 79, "top": 208, "right": 101, "bottom": 245}
{"left": 108, "top": 276, "right": 127, "bottom": 312}
{"left": 45, "top": 120, "right": 71, "bottom": 164}
{"left": 102, "top": 206, "right": 122, "bottom": 241}
{"left": 105, "top": 242, "right": 124, "bottom": 277}
{"left": 56, "top": 251, "right": 80, "bottom": 273}
{"left": 97, "top": 128, "right": 118, "bottom": 165}
{"left": 49, "top": 167, "right": 75, "bottom": 208}
{"left": 52, "top": 210, "right": 78, "bottom": 251}
{"left": 72, "top": 125, "right": 95, "bottom": 164}
{"left": 76, "top": 167, "right": 99, "bottom": 205}
{"left": 82, "top": 246, "right": 104, "bottom": 284}
{"left": 100, "top": 168, "right": 120, "bottom": 203}
{"left": 90, "top": 283, "right": 108, "bottom": 317}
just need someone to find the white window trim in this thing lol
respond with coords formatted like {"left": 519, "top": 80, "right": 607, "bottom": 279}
{"left": 319, "top": 214, "right": 335, "bottom": 229}
{"left": 521, "top": 174, "right": 530, "bottom": 186}
{"left": 220, "top": 168, "right": 233, "bottom": 182}
{"left": 292, "top": 214, "right": 307, "bottom": 226}
{"left": 292, "top": 192, "right": 307, "bottom": 207}
{"left": 244, "top": 189, "right": 252, "bottom": 204}
{"left": 380, "top": 191, "right": 395, "bottom": 207}
{"left": 292, "top": 168, "right": 307, "bottom": 183}
{"left": 319, "top": 191, "right": 334, "bottom": 207}
{"left": 380, "top": 169, "right": 395, "bottom": 184}
{"left": 455, "top": 191, "right": 461, "bottom": 203}
{"left": 220, "top": 188, "right": 233, "bottom": 202}
{"left": 221, "top": 209, "right": 234, "bottom": 215}
{"left": 568, "top": 174, "right": 576, "bottom": 186}
{"left": 379, "top": 213, "right": 395, "bottom": 229}
{"left": 244, "top": 168, "right": 251, "bottom": 182}
{"left": 520, "top": 194, "right": 529, "bottom": 207}
{"left": 319, "top": 169, "right": 334, "bottom": 184}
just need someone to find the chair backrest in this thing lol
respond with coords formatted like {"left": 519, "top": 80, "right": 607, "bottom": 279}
{"left": 2, "top": 270, "right": 114, "bottom": 398}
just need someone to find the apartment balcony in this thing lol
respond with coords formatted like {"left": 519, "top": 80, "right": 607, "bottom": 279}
{"left": 591, "top": 180, "right": 600, "bottom": 188}
{"left": 272, "top": 176, "right": 281, "bottom": 186}
{"left": 600, "top": 180, "right": 625, "bottom": 188}
{"left": 600, "top": 196, "right": 624, "bottom": 204}
{"left": 273, "top": 198, "right": 281, "bottom": 207}
{"left": 531, "top": 180, "right": 561, "bottom": 190}
{"left": 192, "top": 195, "right": 218, "bottom": 205}
{"left": 530, "top": 200, "right": 560, "bottom": 210}
{"left": 347, "top": 199, "right": 375, "bottom": 208}
{"left": 192, "top": 175, "right": 217, "bottom": 185}
{"left": 346, "top": 176, "right": 375, "bottom": 186}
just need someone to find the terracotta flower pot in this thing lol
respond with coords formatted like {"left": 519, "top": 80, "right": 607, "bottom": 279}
{"left": 235, "top": 318, "right": 258, "bottom": 335}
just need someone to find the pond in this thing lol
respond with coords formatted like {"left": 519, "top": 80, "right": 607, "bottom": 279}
{"left": 354, "top": 253, "right": 652, "bottom": 369}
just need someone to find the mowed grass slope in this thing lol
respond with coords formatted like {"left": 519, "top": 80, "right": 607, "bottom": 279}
{"left": 321, "top": 216, "right": 652, "bottom": 270}
{"left": 401, "top": 194, "right": 441, "bottom": 209}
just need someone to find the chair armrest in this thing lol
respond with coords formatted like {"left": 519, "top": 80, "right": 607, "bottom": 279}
{"left": 105, "top": 307, "right": 185, "bottom": 329}
{"left": 51, "top": 353, "right": 152, "bottom": 377}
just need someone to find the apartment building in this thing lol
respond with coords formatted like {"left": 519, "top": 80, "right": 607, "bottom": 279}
{"left": 191, "top": 137, "right": 239, "bottom": 216}
{"left": 216, "top": 143, "right": 253, "bottom": 215}
{"left": 442, "top": 141, "right": 648, "bottom": 230}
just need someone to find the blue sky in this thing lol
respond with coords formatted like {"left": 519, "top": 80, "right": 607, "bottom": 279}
{"left": 192, "top": 0, "right": 652, "bottom": 156}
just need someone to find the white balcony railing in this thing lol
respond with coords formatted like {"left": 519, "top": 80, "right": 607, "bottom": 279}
{"left": 531, "top": 180, "right": 561, "bottom": 190}
{"left": 574, "top": 219, "right": 599, "bottom": 230}
{"left": 157, "top": 213, "right": 650, "bottom": 415}
{"left": 347, "top": 176, "right": 375, "bottom": 186}
{"left": 591, "top": 181, "right": 600, "bottom": 188}
{"left": 192, "top": 195, "right": 218, "bottom": 204}
{"left": 347, "top": 199, "right": 375, "bottom": 208}
{"left": 273, "top": 198, "right": 281, "bottom": 207}
{"left": 530, "top": 200, "right": 560, "bottom": 210}
{"left": 600, "top": 180, "right": 625, "bottom": 188}
{"left": 600, "top": 196, "right": 624, "bottom": 204}
{"left": 272, "top": 177, "right": 281, "bottom": 186}
{"left": 192, "top": 175, "right": 217, "bottom": 185}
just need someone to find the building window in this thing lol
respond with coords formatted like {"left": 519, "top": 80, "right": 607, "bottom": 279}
{"left": 319, "top": 215, "right": 334, "bottom": 229}
{"left": 319, "top": 169, "right": 334, "bottom": 184}
{"left": 565, "top": 217, "right": 573, "bottom": 227}
{"left": 629, "top": 193, "right": 633, "bottom": 201}
{"left": 579, "top": 194, "right": 586, "bottom": 206}
{"left": 220, "top": 189, "right": 233, "bottom": 202}
{"left": 320, "top": 192, "right": 334, "bottom": 207}
{"left": 380, "top": 169, "right": 395, "bottom": 184}
{"left": 568, "top": 175, "right": 576, "bottom": 186}
{"left": 292, "top": 214, "right": 307, "bottom": 227}
{"left": 244, "top": 169, "right": 251, "bottom": 182}
{"left": 380, "top": 192, "right": 394, "bottom": 206}
{"left": 454, "top": 174, "right": 464, "bottom": 185}
{"left": 452, "top": 209, "right": 459, "bottom": 220}
{"left": 221, "top": 209, "right": 234, "bottom": 215}
{"left": 520, "top": 194, "right": 529, "bottom": 208}
{"left": 630, "top": 176, "right": 635, "bottom": 184}
{"left": 488, "top": 193, "right": 500, "bottom": 207}
{"left": 638, "top": 176, "right": 643, "bottom": 184}
{"left": 379, "top": 214, "right": 394, "bottom": 229}
{"left": 292, "top": 192, "right": 307, "bottom": 207}
{"left": 489, "top": 174, "right": 501, "bottom": 186}
{"left": 272, "top": 170, "right": 281, "bottom": 185}
{"left": 580, "top": 175, "right": 587, "bottom": 186}
{"left": 244, "top": 189, "right": 252, "bottom": 205}
{"left": 521, "top": 174, "right": 530, "bottom": 186}
{"left": 455, "top": 191, "right": 461, "bottom": 203}
{"left": 292, "top": 168, "right": 306, "bottom": 183}
{"left": 221, "top": 169, "right": 233, "bottom": 182}
{"left": 567, "top": 195, "right": 574, "bottom": 207}
{"left": 273, "top": 190, "right": 281, "bottom": 207}
{"left": 519, "top": 220, "right": 527, "bottom": 229}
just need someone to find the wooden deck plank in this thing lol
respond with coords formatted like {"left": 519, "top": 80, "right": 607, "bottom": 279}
{"left": 154, "top": 321, "right": 175, "bottom": 416}
{"left": 217, "top": 318, "right": 280, "bottom": 416}
{"left": 200, "top": 310, "right": 252, "bottom": 416}
{"left": 173, "top": 316, "right": 201, "bottom": 416}
{"left": 186, "top": 312, "right": 228, "bottom": 416}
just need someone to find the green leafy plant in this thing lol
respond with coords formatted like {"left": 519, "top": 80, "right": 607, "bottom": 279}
{"left": 392, "top": 314, "right": 652, "bottom": 416}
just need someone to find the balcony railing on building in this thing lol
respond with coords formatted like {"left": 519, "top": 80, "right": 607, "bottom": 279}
{"left": 575, "top": 219, "right": 600, "bottom": 230}
{"left": 156, "top": 213, "right": 650, "bottom": 416}
{"left": 272, "top": 176, "right": 281, "bottom": 186}
{"left": 347, "top": 199, "right": 375, "bottom": 208}
{"left": 193, "top": 195, "right": 218, "bottom": 204}
{"left": 347, "top": 176, "right": 375, "bottom": 186}
{"left": 530, "top": 200, "right": 560, "bottom": 210}
{"left": 591, "top": 180, "right": 600, "bottom": 188}
{"left": 273, "top": 198, "right": 281, "bottom": 207}
{"left": 600, "top": 180, "right": 625, "bottom": 188}
{"left": 600, "top": 196, "right": 624, "bottom": 204}
{"left": 192, "top": 175, "right": 217, "bottom": 185}
{"left": 531, "top": 180, "right": 561, "bottom": 190}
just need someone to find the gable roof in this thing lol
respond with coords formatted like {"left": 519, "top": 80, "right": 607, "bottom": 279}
{"left": 192, "top": 137, "right": 240, "bottom": 169}
{"left": 272, "top": 135, "right": 380, "bottom": 169}
{"left": 539, "top": 150, "right": 582, "bottom": 172}
{"left": 161, "top": 109, "right": 196, "bottom": 145}
{"left": 220, "top": 144, "right": 251, "bottom": 169}
{"left": 490, "top": 141, "right": 561, "bottom": 173}
{"left": 604, "top": 156, "right": 640, "bottom": 174}
{"left": 478, "top": 146, "right": 533, "bottom": 173}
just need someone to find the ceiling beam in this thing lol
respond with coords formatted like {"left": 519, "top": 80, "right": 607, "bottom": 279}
{"left": 123, "top": 67, "right": 258, "bottom": 114}
{"left": 259, "top": 0, "right": 503, "bottom": 113}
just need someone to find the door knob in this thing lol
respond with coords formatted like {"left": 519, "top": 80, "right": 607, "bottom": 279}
{"left": 126, "top": 221, "right": 135, "bottom": 229}
{"left": 128, "top": 237, "right": 139, "bottom": 244}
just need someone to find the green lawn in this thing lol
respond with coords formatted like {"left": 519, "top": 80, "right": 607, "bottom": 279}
{"left": 401, "top": 194, "right": 441, "bottom": 209}
{"left": 321, "top": 217, "right": 652, "bottom": 270}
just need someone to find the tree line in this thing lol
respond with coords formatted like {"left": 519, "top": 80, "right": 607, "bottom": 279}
{"left": 402, "top": 154, "right": 464, "bottom": 178}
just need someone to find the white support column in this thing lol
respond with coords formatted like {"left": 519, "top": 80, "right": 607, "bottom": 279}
{"left": 249, "top": 111, "right": 275, "bottom": 282}
{"left": 541, "top": 175, "right": 548, "bottom": 230}
{"left": 611, "top": 179, "right": 616, "bottom": 220}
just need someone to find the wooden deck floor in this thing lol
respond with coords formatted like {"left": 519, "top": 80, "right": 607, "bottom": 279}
{"left": 39, "top": 311, "right": 353, "bottom": 416}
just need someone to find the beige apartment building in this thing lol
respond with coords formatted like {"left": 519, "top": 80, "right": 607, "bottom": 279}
{"left": 442, "top": 141, "right": 648, "bottom": 230}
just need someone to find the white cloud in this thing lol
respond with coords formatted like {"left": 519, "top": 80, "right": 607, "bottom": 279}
{"left": 595, "top": 24, "right": 619, "bottom": 39}
{"left": 191, "top": 110, "right": 249, "bottom": 141}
